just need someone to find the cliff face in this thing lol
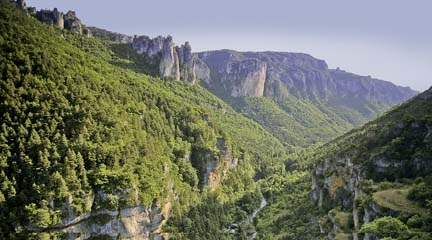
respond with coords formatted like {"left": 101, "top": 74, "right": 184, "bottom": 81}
{"left": 87, "top": 29, "right": 416, "bottom": 114}
{"left": 329, "top": 69, "right": 417, "bottom": 107}
{"left": 28, "top": 189, "right": 173, "bottom": 240}
{"left": 195, "top": 50, "right": 416, "bottom": 102}
{"left": 203, "top": 138, "right": 239, "bottom": 191}
{"left": 195, "top": 50, "right": 418, "bottom": 125}
{"left": 195, "top": 51, "right": 267, "bottom": 97}
{"left": 33, "top": 7, "right": 90, "bottom": 36}
{"left": 310, "top": 87, "right": 432, "bottom": 240}
{"left": 131, "top": 36, "right": 196, "bottom": 83}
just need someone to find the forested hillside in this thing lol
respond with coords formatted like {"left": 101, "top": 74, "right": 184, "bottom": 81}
{"left": 0, "top": 1, "right": 288, "bottom": 238}
{"left": 310, "top": 87, "right": 432, "bottom": 239}
{"left": 1, "top": 1, "right": 428, "bottom": 240}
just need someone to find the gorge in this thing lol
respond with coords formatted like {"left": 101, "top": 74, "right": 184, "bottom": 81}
{"left": 0, "top": 1, "right": 430, "bottom": 240}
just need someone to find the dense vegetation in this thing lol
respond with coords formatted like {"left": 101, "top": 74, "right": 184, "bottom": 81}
{"left": 313, "top": 87, "right": 431, "bottom": 180}
{"left": 308, "top": 87, "right": 432, "bottom": 239}
{"left": 0, "top": 1, "right": 288, "bottom": 238}
{"left": 229, "top": 96, "right": 352, "bottom": 146}
{"left": 1, "top": 1, "right": 429, "bottom": 240}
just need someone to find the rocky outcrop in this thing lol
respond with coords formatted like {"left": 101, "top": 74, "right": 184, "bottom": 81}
{"left": 330, "top": 69, "right": 417, "bottom": 107}
{"left": 311, "top": 156, "right": 380, "bottom": 240}
{"left": 35, "top": 8, "right": 64, "bottom": 29}
{"left": 131, "top": 36, "right": 196, "bottom": 82}
{"left": 27, "top": 169, "right": 178, "bottom": 240}
{"left": 195, "top": 50, "right": 268, "bottom": 97}
{"left": 27, "top": 187, "right": 172, "bottom": 240}
{"left": 34, "top": 8, "right": 90, "bottom": 36}
{"left": 63, "top": 11, "right": 83, "bottom": 35}
{"left": 204, "top": 138, "right": 239, "bottom": 191}
{"left": 59, "top": 203, "right": 170, "bottom": 240}
{"left": 16, "top": 0, "right": 26, "bottom": 9}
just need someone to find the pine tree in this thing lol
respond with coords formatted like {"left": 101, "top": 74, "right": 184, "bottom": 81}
{"left": 64, "top": 149, "right": 80, "bottom": 193}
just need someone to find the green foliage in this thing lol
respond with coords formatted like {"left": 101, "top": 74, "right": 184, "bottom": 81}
{"left": 310, "top": 88, "right": 432, "bottom": 181}
{"left": 359, "top": 216, "right": 409, "bottom": 239}
{"left": 166, "top": 189, "right": 263, "bottom": 240}
{"left": 0, "top": 1, "right": 288, "bottom": 238}
{"left": 229, "top": 95, "right": 352, "bottom": 147}
{"left": 408, "top": 177, "right": 432, "bottom": 207}
{"left": 254, "top": 172, "right": 319, "bottom": 239}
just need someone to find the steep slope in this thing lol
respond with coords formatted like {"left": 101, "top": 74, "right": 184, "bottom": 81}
{"left": 0, "top": 2, "right": 287, "bottom": 239}
{"left": 311, "top": 87, "right": 432, "bottom": 239}
{"left": 195, "top": 50, "right": 417, "bottom": 145}
{"left": 87, "top": 29, "right": 417, "bottom": 146}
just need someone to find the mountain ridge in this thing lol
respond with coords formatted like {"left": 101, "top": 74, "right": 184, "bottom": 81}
{"left": 2, "top": 1, "right": 430, "bottom": 239}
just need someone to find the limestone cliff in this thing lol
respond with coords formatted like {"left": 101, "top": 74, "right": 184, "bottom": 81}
{"left": 195, "top": 50, "right": 417, "bottom": 101}
{"left": 27, "top": 179, "right": 175, "bottom": 240}
{"left": 131, "top": 36, "right": 196, "bottom": 83}
{"left": 33, "top": 6, "right": 90, "bottom": 36}
{"left": 195, "top": 51, "right": 267, "bottom": 97}
{"left": 203, "top": 138, "right": 239, "bottom": 191}
{"left": 195, "top": 50, "right": 417, "bottom": 123}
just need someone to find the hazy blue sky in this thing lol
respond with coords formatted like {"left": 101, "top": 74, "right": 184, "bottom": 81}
{"left": 28, "top": 0, "right": 431, "bottom": 91}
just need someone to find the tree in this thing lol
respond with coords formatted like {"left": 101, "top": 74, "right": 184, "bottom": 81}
{"left": 360, "top": 216, "right": 409, "bottom": 239}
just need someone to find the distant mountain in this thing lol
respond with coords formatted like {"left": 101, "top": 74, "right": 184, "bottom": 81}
{"left": 195, "top": 50, "right": 416, "bottom": 118}
{"left": 86, "top": 26, "right": 419, "bottom": 146}
{"left": 194, "top": 50, "right": 417, "bottom": 145}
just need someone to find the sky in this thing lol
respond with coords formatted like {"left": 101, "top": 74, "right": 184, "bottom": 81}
{"left": 27, "top": 0, "right": 432, "bottom": 91}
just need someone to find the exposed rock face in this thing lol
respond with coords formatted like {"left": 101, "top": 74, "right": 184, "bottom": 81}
{"left": 195, "top": 51, "right": 267, "bottom": 97}
{"left": 131, "top": 36, "right": 196, "bottom": 82}
{"left": 34, "top": 8, "right": 89, "bottom": 36}
{"left": 203, "top": 138, "right": 238, "bottom": 191}
{"left": 35, "top": 9, "right": 64, "bottom": 29}
{"left": 16, "top": 0, "right": 26, "bottom": 9}
{"left": 52, "top": 8, "right": 64, "bottom": 29}
{"left": 177, "top": 42, "right": 196, "bottom": 83}
{"left": 194, "top": 58, "right": 211, "bottom": 83}
{"left": 132, "top": 36, "right": 165, "bottom": 57}
{"left": 329, "top": 69, "right": 417, "bottom": 107}
{"left": 60, "top": 203, "right": 170, "bottom": 240}
{"left": 195, "top": 50, "right": 417, "bottom": 121}
{"left": 63, "top": 11, "right": 82, "bottom": 34}
{"left": 311, "top": 155, "right": 415, "bottom": 240}
{"left": 27, "top": 169, "right": 177, "bottom": 240}
{"left": 311, "top": 157, "right": 376, "bottom": 240}
{"left": 28, "top": 188, "right": 172, "bottom": 240}
{"left": 195, "top": 50, "right": 416, "bottom": 101}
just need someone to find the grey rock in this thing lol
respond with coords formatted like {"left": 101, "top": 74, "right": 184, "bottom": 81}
{"left": 195, "top": 51, "right": 267, "bottom": 97}
{"left": 195, "top": 50, "right": 417, "bottom": 121}
{"left": 34, "top": 8, "right": 89, "bottom": 36}
{"left": 16, "top": 0, "right": 26, "bottom": 9}
{"left": 131, "top": 35, "right": 197, "bottom": 83}
{"left": 64, "top": 11, "right": 82, "bottom": 34}
{"left": 52, "top": 8, "right": 64, "bottom": 29}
